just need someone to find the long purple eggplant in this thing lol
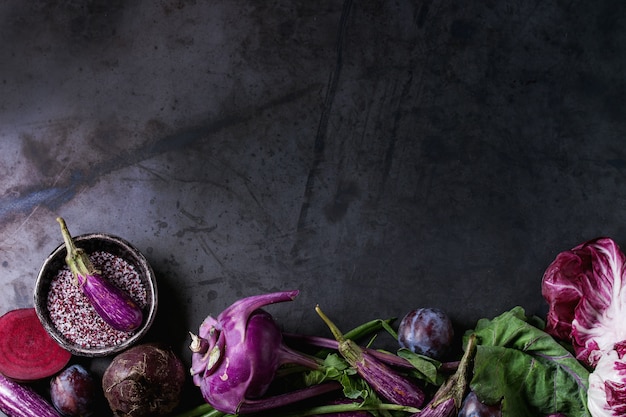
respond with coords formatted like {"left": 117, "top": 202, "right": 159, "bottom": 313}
{"left": 57, "top": 217, "right": 143, "bottom": 332}
{"left": 315, "top": 305, "right": 425, "bottom": 408}
{"left": 411, "top": 334, "right": 477, "bottom": 417}
{"left": 0, "top": 373, "right": 62, "bottom": 417}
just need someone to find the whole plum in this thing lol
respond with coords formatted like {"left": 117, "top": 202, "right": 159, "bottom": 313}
{"left": 458, "top": 391, "right": 502, "bottom": 417}
{"left": 397, "top": 307, "right": 454, "bottom": 360}
{"left": 50, "top": 364, "right": 97, "bottom": 417}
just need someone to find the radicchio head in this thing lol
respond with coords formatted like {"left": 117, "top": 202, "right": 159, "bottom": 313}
{"left": 541, "top": 237, "right": 626, "bottom": 366}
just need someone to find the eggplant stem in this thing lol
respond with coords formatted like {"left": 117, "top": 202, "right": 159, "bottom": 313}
{"left": 314, "top": 305, "right": 345, "bottom": 343}
{"left": 57, "top": 217, "right": 78, "bottom": 256}
{"left": 431, "top": 333, "right": 477, "bottom": 408}
{"left": 56, "top": 217, "right": 99, "bottom": 283}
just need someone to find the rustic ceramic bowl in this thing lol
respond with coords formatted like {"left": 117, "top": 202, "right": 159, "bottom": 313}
{"left": 34, "top": 233, "right": 158, "bottom": 357}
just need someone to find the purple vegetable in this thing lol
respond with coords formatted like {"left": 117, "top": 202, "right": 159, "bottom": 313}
{"left": 416, "top": 397, "right": 456, "bottom": 416}
{"left": 315, "top": 305, "right": 425, "bottom": 408}
{"left": 102, "top": 343, "right": 185, "bottom": 417}
{"left": 410, "top": 334, "right": 477, "bottom": 417}
{"left": 57, "top": 217, "right": 143, "bottom": 332}
{"left": 283, "top": 332, "right": 460, "bottom": 373}
{"left": 587, "top": 344, "right": 626, "bottom": 417}
{"left": 458, "top": 391, "right": 501, "bottom": 417}
{"left": 190, "top": 291, "right": 340, "bottom": 414}
{"left": 542, "top": 237, "right": 626, "bottom": 416}
{"left": 541, "top": 237, "right": 626, "bottom": 366}
{"left": 0, "top": 372, "right": 62, "bottom": 417}
{"left": 50, "top": 364, "right": 97, "bottom": 417}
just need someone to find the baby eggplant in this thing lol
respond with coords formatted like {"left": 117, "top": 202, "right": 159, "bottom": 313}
{"left": 57, "top": 217, "right": 143, "bottom": 332}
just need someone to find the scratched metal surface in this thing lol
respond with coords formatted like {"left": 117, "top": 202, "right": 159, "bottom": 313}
{"left": 1, "top": 0, "right": 626, "bottom": 414}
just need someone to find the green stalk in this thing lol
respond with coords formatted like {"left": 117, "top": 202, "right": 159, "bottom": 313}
{"left": 197, "top": 410, "right": 228, "bottom": 417}
{"left": 56, "top": 217, "right": 98, "bottom": 285}
{"left": 431, "top": 333, "right": 477, "bottom": 408}
{"left": 315, "top": 305, "right": 345, "bottom": 342}
{"left": 273, "top": 401, "right": 420, "bottom": 417}
{"left": 343, "top": 318, "right": 396, "bottom": 341}
{"left": 314, "top": 305, "right": 363, "bottom": 364}
{"left": 172, "top": 403, "right": 230, "bottom": 417}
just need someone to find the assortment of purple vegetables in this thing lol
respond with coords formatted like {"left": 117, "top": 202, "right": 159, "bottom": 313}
{"left": 3, "top": 218, "right": 625, "bottom": 417}
{"left": 182, "top": 285, "right": 597, "bottom": 417}
{"left": 56, "top": 217, "right": 144, "bottom": 332}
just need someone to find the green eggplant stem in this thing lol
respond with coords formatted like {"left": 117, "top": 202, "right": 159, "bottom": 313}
{"left": 432, "top": 333, "right": 477, "bottom": 408}
{"left": 56, "top": 217, "right": 99, "bottom": 285}
{"left": 314, "top": 305, "right": 345, "bottom": 343}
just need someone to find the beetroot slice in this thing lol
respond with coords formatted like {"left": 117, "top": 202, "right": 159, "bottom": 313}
{"left": 0, "top": 308, "right": 71, "bottom": 381}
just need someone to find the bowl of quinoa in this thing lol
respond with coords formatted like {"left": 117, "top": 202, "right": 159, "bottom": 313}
{"left": 34, "top": 233, "right": 157, "bottom": 357}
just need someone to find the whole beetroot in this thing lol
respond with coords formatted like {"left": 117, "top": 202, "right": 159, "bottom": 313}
{"left": 102, "top": 343, "right": 185, "bottom": 417}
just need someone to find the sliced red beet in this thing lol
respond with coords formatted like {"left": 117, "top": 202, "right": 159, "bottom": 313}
{"left": 0, "top": 308, "right": 71, "bottom": 381}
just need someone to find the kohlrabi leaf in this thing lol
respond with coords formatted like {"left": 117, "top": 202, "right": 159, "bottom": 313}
{"left": 467, "top": 307, "right": 591, "bottom": 417}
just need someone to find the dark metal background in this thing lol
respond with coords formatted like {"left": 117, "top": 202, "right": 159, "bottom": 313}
{"left": 1, "top": 1, "right": 625, "bottom": 414}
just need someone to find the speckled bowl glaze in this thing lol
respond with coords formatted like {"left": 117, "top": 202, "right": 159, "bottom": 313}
{"left": 34, "top": 233, "right": 157, "bottom": 357}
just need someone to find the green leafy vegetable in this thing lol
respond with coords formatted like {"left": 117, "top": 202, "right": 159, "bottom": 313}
{"left": 304, "top": 353, "right": 360, "bottom": 396}
{"left": 396, "top": 349, "right": 445, "bottom": 385}
{"left": 466, "top": 307, "right": 591, "bottom": 417}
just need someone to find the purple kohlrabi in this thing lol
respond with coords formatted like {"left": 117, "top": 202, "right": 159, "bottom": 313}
{"left": 189, "top": 290, "right": 339, "bottom": 414}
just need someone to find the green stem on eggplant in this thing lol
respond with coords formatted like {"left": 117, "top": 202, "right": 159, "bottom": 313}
{"left": 57, "top": 217, "right": 99, "bottom": 286}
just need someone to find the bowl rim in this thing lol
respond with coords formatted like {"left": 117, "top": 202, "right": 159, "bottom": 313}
{"left": 34, "top": 233, "right": 158, "bottom": 357}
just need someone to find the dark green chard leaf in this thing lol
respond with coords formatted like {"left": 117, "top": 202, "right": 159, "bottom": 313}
{"left": 466, "top": 307, "right": 591, "bottom": 417}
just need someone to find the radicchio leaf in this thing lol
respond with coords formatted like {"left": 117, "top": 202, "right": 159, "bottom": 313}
{"left": 587, "top": 344, "right": 626, "bottom": 417}
{"left": 542, "top": 237, "right": 626, "bottom": 366}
